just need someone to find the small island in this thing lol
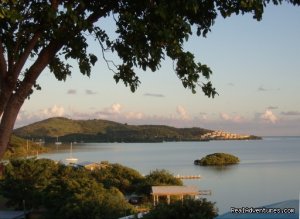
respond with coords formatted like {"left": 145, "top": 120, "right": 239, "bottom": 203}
{"left": 194, "top": 153, "right": 240, "bottom": 166}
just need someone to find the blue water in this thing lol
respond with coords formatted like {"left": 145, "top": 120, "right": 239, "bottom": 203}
{"left": 41, "top": 137, "right": 300, "bottom": 214}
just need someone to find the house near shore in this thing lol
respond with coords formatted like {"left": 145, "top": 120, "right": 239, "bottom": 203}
{"left": 151, "top": 185, "right": 211, "bottom": 206}
{"left": 200, "top": 130, "right": 251, "bottom": 140}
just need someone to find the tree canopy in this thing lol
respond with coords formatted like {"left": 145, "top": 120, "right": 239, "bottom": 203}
{"left": 143, "top": 199, "right": 218, "bottom": 219}
{"left": 0, "top": 159, "right": 186, "bottom": 218}
{"left": 91, "top": 163, "right": 144, "bottom": 194}
{"left": 0, "top": 158, "right": 58, "bottom": 209}
{"left": 1, "top": 0, "right": 300, "bottom": 158}
{"left": 0, "top": 158, "right": 135, "bottom": 218}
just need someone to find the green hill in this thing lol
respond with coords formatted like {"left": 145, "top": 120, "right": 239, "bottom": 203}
{"left": 13, "top": 117, "right": 212, "bottom": 143}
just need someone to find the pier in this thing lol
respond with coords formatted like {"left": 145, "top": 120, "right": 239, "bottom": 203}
{"left": 198, "top": 190, "right": 212, "bottom": 196}
{"left": 175, "top": 174, "right": 201, "bottom": 179}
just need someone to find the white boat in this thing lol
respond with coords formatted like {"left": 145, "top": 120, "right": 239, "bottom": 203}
{"left": 55, "top": 136, "right": 62, "bottom": 145}
{"left": 66, "top": 142, "right": 78, "bottom": 163}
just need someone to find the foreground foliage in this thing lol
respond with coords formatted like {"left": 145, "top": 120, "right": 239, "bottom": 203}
{"left": 0, "top": 158, "right": 186, "bottom": 218}
{"left": 44, "top": 165, "right": 134, "bottom": 219}
{"left": 194, "top": 153, "right": 240, "bottom": 166}
{"left": 0, "top": 158, "right": 134, "bottom": 218}
{"left": 92, "top": 163, "right": 144, "bottom": 194}
{"left": 143, "top": 199, "right": 218, "bottom": 219}
{"left": 0, "top": 158, "right": 58, "bottom": 209}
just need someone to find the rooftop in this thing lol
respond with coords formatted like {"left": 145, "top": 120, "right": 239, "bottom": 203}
{"left": 151, "top": 186, "right": 199, "bottom": 196}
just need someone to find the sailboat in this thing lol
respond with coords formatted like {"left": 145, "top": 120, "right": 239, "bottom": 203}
{"left": 55, "top": 136, "right": 62, "bottom": 145}
{"left": 66, "top": 142, "right": 78, "bottom": 164}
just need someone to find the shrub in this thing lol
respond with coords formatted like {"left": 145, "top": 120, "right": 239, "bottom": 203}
{"left": 138, "top": 169, "right": 183, "bottom": 195}
{"left": 143, "top": 198, "right": 218, "bottom": 219}
{"left": 91, "top": 163, "right": 144, "bottom": 194}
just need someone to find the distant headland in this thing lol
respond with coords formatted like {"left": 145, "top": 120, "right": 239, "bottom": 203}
{"left": 13, "top": 117, "right": 262, "bottom": 144}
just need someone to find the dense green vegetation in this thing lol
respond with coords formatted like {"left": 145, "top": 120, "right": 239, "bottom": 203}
{"left": 0, "top": 158, "right": 199, "bottom": 218}
{"left": 14, "top": 117, "right": 212, "bottom": 143}
{"left": 194, "top": 153, "right": 240, "bottom": 166}
{"left": 91, "top": 163, "right": 145, "bottom": 194}
{"left": 0, "top": 159, "right": 138, "bottom": 218}
{"left": 3, "top": 135, "right": 49, "bottom": 159}
{"left": 144, "top": 199, "right": 218, "bottom": 219}
{"left": 139, "top": 169, "right": 183, "bottom": 195}
{"left": 144, "top": 169, "right": 183, "bottom": 186}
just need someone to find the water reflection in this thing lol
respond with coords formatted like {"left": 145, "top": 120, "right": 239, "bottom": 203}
{"left": 198, "top": 164, "right": 239, "bottom": 173}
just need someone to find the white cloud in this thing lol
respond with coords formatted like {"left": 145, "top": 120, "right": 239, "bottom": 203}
{"left": 111, "top": 103, "right": 122, "bottom": 114}
{"left": 42, "top": 105, "right": 65, "bottom": 117}
{"left": 15, "top": 105, "right": 65, "bottom": 128}
{"left": 220, "top": 113, "right": 231, "bottom": 121}
{"left": 95, "top": 104, "right": 146, "bottom": 122}
{"left": 99, "top": 103, "right": 123, "bottom": 116}
{"left": 220, "top": 112, "right": 244, "bottom": 123}
{"left": 125, "top": 112, "right": 144, "bottom": 120}
{"left": 261, "top": 109, "right": 278, "bottom": 124}
{"left": 199, "top": 113, "right": 208, "bottom": 120}
{"left": 176, "top": 105, "right": 189, "bottom": 120}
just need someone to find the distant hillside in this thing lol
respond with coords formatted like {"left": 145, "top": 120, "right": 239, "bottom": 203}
{"left": 13, "top": 117, "right": 213, "bottom": 143}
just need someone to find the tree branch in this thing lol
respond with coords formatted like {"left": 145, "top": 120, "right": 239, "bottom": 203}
{"left": 7, "top": 31, "right": 15, "bottom": 74}
{"left": 86, "top": 1, "right": 118, "bottom": 24}
{"left": 12, "top": 0, "right": 60, "bottom": 82}
{"left": 12, "top": 31, "right": 42, "bottom": 79}
{"left": 19, "top": 40, "right": 64, "bottom": 96}
{"left": 51, "top": 0, "right": 59, "bottom": 9}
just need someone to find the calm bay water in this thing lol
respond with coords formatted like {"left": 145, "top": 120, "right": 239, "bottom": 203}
{"left": 41, "top": 137, "right": 300, "bottom": 214}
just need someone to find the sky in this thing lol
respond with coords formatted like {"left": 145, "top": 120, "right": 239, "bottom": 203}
{"left": 16, "top": 2, "right": 300, "bottom": 136}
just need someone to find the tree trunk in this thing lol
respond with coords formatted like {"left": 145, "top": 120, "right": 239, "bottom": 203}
{"left": 0, "top": 40, "right": 64, "bottom": 158}
{"left": 0, "top": 94, "right": 25, "bottom": 158}
{"left": 0, "top": 89, "right": 10, "bottom": 117}
{"left": 0, "top": 82, "right": 14, "bottom": 117}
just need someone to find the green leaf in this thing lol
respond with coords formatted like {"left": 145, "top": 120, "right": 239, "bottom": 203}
{"left": 89, "top": 54, "right": 98, "bottom": 66}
